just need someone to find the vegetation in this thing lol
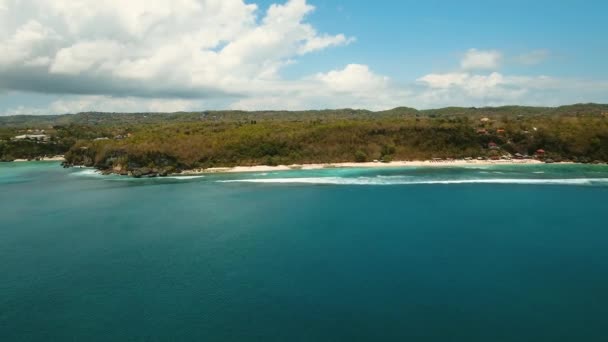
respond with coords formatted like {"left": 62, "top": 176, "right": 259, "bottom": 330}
{"left": 1, "top": 104, "right": 608, "bottom": 175}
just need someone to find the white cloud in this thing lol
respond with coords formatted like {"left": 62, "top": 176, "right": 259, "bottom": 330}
{"left": 0, "top": 1, "right": 605, "bottom": 116}
{"left": 230, "top": 64, "right": 409, "bottom": 110}
{"left": 314, "top": 64, "right": 389, "bottom": 92}
{"left": 460, "top": 48, "right": 502, "bottom": 70}
{"left": 1, "top": 95, "right": 203, "bottom": 115}
{"left": 0, "top": 0, "right": 354, "bottom": 98}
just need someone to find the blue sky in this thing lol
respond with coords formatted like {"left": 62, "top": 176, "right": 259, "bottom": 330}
{"left": 0, "top": 0, "right": 607, "bottom": 115}
{"left": 289, "top": 0, "right": 608, "bottom": 78}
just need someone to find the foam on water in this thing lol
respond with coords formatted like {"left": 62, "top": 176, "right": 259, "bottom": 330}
{"left": 70, "top": 168, "right": 102, "bottom": 177}
{"left": 219, "top": 177, "right": 608, "bottom": 186}
{"left": 69, "top": 169, "right": 205, "bottom": 180}
{"left": 163, "top": 175, "right": 206, "bottom": 180}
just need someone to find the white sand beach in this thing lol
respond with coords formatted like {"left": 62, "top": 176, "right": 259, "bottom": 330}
{"left": 13, "top": 156, "right": 65, "bottom": 162}
{"left": 180, "top": 159, "right": 551, "bottom": 175}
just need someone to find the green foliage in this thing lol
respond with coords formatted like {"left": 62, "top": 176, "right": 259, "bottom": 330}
{"left": 1, "top": 104, "right": 608, "bottom": 168}
{"left": 355, "top": 150, "right": 368, "bottom": 163}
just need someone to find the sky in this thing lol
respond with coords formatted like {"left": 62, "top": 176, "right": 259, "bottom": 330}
{"left": 1, "top": 0, "right": 607, "bottom": 115}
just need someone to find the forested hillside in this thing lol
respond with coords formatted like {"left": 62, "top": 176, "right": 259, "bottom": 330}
{"left": 1, "top": 104, "right": 608, "bottom": 174}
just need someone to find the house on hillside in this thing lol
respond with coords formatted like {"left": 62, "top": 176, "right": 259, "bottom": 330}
{"left": 488, "top": 141, "right": 500, "bottom": 150}
{"left": 476, "top": 129, "right": 488, "bottom": 135}
{"left": 480, "top": 117, "right": 490, "bottom": 123}
{"left": 488, "top": 142, "right": 500, "bottom": 150}
{"left": 496, "top": 129, "right": 506, "bottom": 134}
{"left": 12, "top": 134, "right": 49, "bottom": 142}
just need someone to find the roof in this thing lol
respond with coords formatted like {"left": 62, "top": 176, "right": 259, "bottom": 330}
{"left": 14, "top": 134, "right": 48, "bottom": 139}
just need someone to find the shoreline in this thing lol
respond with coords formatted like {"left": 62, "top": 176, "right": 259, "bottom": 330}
{"left": 180, "top": 159, "right": 564, "bottom": 175}
{"left": 12, "top": 156, "right": 65, "bottom": 162}
{"left": 9, "top": 158, "right": 605, "bottom": 177}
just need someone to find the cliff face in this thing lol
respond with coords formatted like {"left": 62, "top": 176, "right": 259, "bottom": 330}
{"left": 64, "top": 147, "right": 181, "bottom": 177}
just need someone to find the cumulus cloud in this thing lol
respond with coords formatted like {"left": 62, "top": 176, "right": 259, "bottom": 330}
{"left": 1, "top": 95, "right": 204, "bottom": 116}
{"left": 313, "top": 64, "right": 389, "bottom": 93}
{"left": 230, "top": 64, "right": 403, "bottom": 110}
{"left": 0, "top": 0, "right": 353, "bottom": 99}
{"left": 460, "top": 48, "right": 502, "bottom": 70}
{"left": 0, "top": 1, "right": 605, "bottom": 117}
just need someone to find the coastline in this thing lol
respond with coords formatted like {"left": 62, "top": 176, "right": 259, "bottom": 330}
{"left": 12, "top": 156, "right": 65, "bottom": 162}
{"left": 180, "top": 159, "right": 556, "bottom": 175}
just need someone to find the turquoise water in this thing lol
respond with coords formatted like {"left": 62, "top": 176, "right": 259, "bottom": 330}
{"left": 2, "top": 162, "right": 608, "bottom": 341}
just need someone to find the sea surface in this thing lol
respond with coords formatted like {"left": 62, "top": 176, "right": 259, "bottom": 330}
{"left": 2, "top": 162, "right": 608, "bottom": 341}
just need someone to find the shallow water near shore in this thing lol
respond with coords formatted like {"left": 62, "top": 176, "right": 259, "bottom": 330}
{"left": 2, "top": 162, "right": 608, "bottom": 341}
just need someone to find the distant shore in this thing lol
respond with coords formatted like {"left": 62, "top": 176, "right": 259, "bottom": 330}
{"left": 180, "top": 159, "right": 565, "bottom": 175}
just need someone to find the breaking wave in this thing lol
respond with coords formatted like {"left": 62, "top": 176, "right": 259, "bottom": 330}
{"left": 163, "top": 175, "right": 206, "bottom": 180}
{"left": 70, "top": 169, "right": 102, "bottom": 177}
{"left": 218, "top": 177, "right": 608, "bottom": 186}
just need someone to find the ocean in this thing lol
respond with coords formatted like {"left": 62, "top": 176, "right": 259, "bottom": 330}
{"left": 1, "top": 162, "right": 608, "bottom": 341}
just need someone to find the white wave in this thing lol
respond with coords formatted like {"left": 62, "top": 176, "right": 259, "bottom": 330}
{"left": 163, "top": 175, "right": 206, "bottom": 180}
{"left": 70, "top": 169, "right": 102, "bottom": 177}
{"left": 218, "top": 177, "right": 608, "bottom": 186}
{"left": 533, "top": 171, "right": 545, "bottom": 174}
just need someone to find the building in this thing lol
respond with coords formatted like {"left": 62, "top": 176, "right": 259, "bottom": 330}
{"left": 488, "top": 142, "right": 500, "bottom": 150}
{"left": 496, "top": 129, "right": 506, "bottom": 134}
{"left": 12, "top": 134, "right": 49, "bottom": 142}
{"left": 480, "top": 117, "right": 490, "bottom": 123}
{"left": 476, "top": 129, "right": 488, "bottom": 135}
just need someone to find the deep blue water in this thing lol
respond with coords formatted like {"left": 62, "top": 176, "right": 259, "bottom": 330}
{"left": 2, "top": 162, "right": 608, "bottom": 341}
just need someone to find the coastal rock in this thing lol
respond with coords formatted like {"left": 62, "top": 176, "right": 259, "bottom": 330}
{"left": 139, "top": 167, "right": 152, "bottom": 175}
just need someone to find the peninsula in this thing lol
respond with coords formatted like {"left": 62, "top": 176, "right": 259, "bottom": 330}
{"left": 1, "top": 104, "right": 607, "bottom": 177}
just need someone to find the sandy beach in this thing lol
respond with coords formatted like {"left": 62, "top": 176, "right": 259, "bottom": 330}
{"left": 180, "top": 159, "right": 550, "bottom": 175}
{"left": 13, "top": 156, "right": 65, "bottom": 162}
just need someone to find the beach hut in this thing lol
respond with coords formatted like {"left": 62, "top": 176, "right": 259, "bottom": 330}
{"left": 536, "top": 149, "right": 546, "bottom": 155}
{"left": 488, "top": 142, "right": 499, "bottom": 150}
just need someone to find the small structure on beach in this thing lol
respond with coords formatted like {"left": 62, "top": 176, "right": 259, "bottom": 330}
{"left": 488, "top": 142, "right": 500, "bottom": 150}
{"left": 536, "top": 149, "right": 546, "bottom": 155}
